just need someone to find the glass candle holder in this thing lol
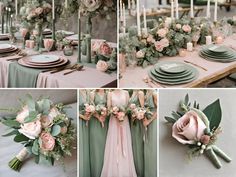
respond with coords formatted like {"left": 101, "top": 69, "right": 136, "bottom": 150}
{"left": 63, "top": 45, "right": 74, "bottom": 56}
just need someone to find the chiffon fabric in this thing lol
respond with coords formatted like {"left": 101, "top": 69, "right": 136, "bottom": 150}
{"left": 89, "top": 92, "right": 109, "bottom": 177}
{"left": 79, "top": 91, "right": 91, "bottom": 177}
{"left": 101, "top": 90, "right": 137, "bottom": 177}
{"left": 129, "top": 93, "right": 144, "bottom": 177}
{"left": 144, "top": 92, "right": 157, "bottom": 177}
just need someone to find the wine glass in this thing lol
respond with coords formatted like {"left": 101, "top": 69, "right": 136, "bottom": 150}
{"left": 44, "top": 39, "right": 54, "bottom": 52}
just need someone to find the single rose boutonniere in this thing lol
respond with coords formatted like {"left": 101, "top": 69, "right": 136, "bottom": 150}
{"left": 165, "top": 94, "right": 232, "bottom": 169}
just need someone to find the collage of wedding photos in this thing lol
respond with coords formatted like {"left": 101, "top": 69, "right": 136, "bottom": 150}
{"left": 0, "top": 0, "right": 236, "bottom": 177}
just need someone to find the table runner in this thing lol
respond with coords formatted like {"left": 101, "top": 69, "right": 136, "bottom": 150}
{"left": 8, "top": 62, "right": 43, "bottom": 88}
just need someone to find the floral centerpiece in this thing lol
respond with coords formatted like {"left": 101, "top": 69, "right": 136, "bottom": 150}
{"left": 0, "top": 94, "right": 75, "bottom": 172}
{"left": 165, "top": 94, "right": 232, "bottom": 169}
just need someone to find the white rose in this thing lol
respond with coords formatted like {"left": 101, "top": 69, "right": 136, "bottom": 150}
{"left": 136, "top": 50, "right": 145, "bottom": 58}
{"left": 16, "top": 106, "right": 29, "bottom": 123}
{"left": 48, "top": 107, "right": 60, "bottom": 119}
{"left": 19, "top": 119, "right": 42, "bottom": 139}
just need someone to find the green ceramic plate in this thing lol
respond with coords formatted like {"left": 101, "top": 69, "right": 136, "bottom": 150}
{"left": 159, "top": 62, "right": 186, "bottom": 74}
{"left": 199, "top": 53, "right": 236, "bottom": 63}
{"left": 154, "top": 65, "right": 193, "bottom": 78}
{"left": 201, "top": 49, "right": 236, "bottom": 59}
{"left": 151, "top": 68, "right": 193, "bottom": 80}
{"left": 208, "top": 45, "right": 229, "bottom": 53}
{"left": 30, "top": 55, "right": 60, "bottom": 63}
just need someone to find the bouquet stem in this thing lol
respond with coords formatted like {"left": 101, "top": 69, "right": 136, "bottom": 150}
{"left": 206, "top": 147, "right": 222, "bottom": 169}
{"left": 8, "top": 147, "right": 28, "bottom": 172}
{"left": 212, "top": 145, "right": 232, "bottom": 162}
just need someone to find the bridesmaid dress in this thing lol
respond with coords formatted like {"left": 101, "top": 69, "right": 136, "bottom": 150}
{"left": 144, "top": 91, "right": 157, "bottom": 177}
{"left": 101, "top": 90, "right": 137, "bottom": 177}
{"left": 129, "top": 92, "right": 144, "bottom": 177}
{"left": 79, "top": 90, "right": 91, "bottom": 177}
{"left": 89, "top": 92, "right": 109, "bottom": 177}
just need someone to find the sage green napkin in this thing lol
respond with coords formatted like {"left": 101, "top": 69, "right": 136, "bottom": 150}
{"left": 8, "top": 62, "right": 43, "bottom": 88}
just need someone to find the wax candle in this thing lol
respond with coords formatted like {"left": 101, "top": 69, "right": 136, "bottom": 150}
{"left": 52, "top": 0, "right": 55, "bottom": 20}
{"left": 190, "top": 0, "right": 194, "bottom": 18}
{"left": 206, "top": 36, "right": 212, "bottom": 45}
{"left": 165, "top": 17, "right": 172, "bottom": 27}
{"left": 78, "top": 8, "right": 81, "bottom": 63}
{"left": 143, "top": 5, "right": 147, "bottom": 30}
{"left": 214, "top": 0, "right": 217, "bottom": 22}
{"left": 137, "top": 0, "right": 141, "bottom": 36}
{"left": 187, "top": 42, "right": 193, "bottom": 52}
{"left": 128, "top": 0, "right": 131, "bottom": 9}
{"left": 179, "top": 49, "right": 187, "bottom": 57}
{"left": 171, "top": 0, "right": 174, "bottom": 19}
{"left": 123, "top": 3, "right": 126, "bottom": 27}
{"left": 216, "top": 36, "right": 223, "bottom": 44}
{"left": 65, "top": 0, "right": 68, "bottom": 8}
{"left": 175, "top": 0, "right": 179, "bottom": 19}
{"left": 15, "top": 0, "right": 18, "bottom": 16}
{"left": 206, "top": 0, "right": 210, "bottom": 18}
{"left": 120, "top": 0, "right": 123, "bottom": 21}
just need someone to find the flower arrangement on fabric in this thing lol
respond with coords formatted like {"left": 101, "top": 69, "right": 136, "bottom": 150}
{"left": 111, "top": 106, "right": 126, "bottom": 122}
{"left": 165, "top": 94, "right": 232, "bottom": 169}
{"left": 95, "top": 104, "right": 108, "bottom": 127}
{"left": 80, "top": 103, "right": 95, "bottom": 126}
{"left": 0, "top": 94, "right": 76, "bottom": 172}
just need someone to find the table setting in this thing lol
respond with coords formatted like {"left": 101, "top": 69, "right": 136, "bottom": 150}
{"left": 119, "top": 0, "right": 236, "bottom": 88}
{"left": 0, "top": 0, "right": 117, "bottom": 88}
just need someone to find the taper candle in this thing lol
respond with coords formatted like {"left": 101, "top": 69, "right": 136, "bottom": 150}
{"left": 137, "top": 0, "right": 141, "bottom": 36}
{"left": 15, "top": 0, "right": 18, "bottom": 16}
{"left": 214, "top": 0, "right": 217, "bottom": 22}
{"left": 52, "top": 0, "right": 55, "bottom": 20}
{"left": 171, "top": 0, "right": 174, "bottom": 19}
{"left": 175, "top": 0, "right": 179, "bottom": 19}
{"left": 123, "top": 3, "right": 126, "bottom": 27}
{"left": 128, "top": 0, "right": 131, "bottom": 9}
{"left": 206, "top": 0, "right": 210, "bottom": 18}
{"left": 78, "top": 8, "right": 81, "bottom": 63}
{"left": 65, "top": 0, "right": 68, "bottom": 8}
{"left": 143, "top": 5, "right": 147, "bottom": 30}
{"left": 190, "top": 0, "right": 194, "bottom": 18}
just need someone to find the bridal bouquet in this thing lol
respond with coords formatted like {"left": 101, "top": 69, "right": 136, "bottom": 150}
{"left": 0, "top": 95, "right": 75, "bottom": 172}
{"left": 165, "top": 94, "right": 232, "bottom": 169}
{"left": 95, "top": 104, "right": 108, "bottom": 127}
{"left": 81, "top": 103, "right": 95, "bottom": 126}
{"left": 128, "top": 104, "right": 153, "bottom": 122}
{"left": 111, "top": 106, "right": 126, "bottom": 122}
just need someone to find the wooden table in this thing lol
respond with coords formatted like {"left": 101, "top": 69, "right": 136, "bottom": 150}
{"left": 119, "top": 35, "right": 236, "bottom": 88}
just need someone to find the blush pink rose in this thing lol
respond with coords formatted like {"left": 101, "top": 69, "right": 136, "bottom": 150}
{"left": 40, "top": 115, "right": 53, "bottom": 128}
{"left": 147, "top": 34, "right": 155, "bottom": 43}
{"left": 176, "top": 24, "right": 182, "bottom": 29}
{"left": 40, "top": 132, "right": 55, "bottom": 151}
{"left": 130, "top": 104, "right": 136, "bottom": 110}
{"left": 19, "top": 119, "right": 42, "bottom": 139}
{"left": 35, "top": 7, "right": 43, "bottom": 15}
{"left": 136, "top": 50, "right": 145, "bottom": 58}
{"left": 112, "top": 106, "right": 119, "bottom": 115}
{"left": 172, "top": 111, "right": 207, "bottom": 145}
{"left": 154, "top": 41, "right": 164, "bottom": 52}
{"left": 96, "top": 60, "right": 109, "bottom": 72}
{"left": 48, "top": 107, "right": 60, "bottom": 119}
{"left": 136, "top": 110, "right": 146, "bottom": 120}
{"left": 99, "top": 42, "right": 112, "bottom": 56}
{"left": 85, "top": 104, "right": 95, "bottom": 113}
{"left": 117, "top": 112, "right": 125, "bottom": 121}
{"left": 157, "top": 28, "right": 168, "bottom": 38}
{"left": 160, "top": 38, "right": 169, "bottom": 48}
{"left": 182, "top": 24, "right": 192, "bottom": 33}
{"left": 16, "top": 106, "right": 29, "bottom": 123}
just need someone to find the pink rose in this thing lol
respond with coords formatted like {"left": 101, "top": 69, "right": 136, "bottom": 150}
{"left": 16, "top": 106, "right": 29, "bottom": 123}
{"left": 117, "top": 112, "right": 125, "bottom": 122}
{"left": 136, "top": 50, "right": 145, "bottom": 58}
{"left": 99, "top": 42, "right": 112, "bottom": 56}
{"left": 40, "top": 115, "right": 53, "bottom": 128}
{"left": 85, "top": 104, "right": 95, "bottom": 113}
{"left": 35, "top": 7, "right": 43, "bottom": 15}
{"left": 19, "top": 119, "right": 42, "bottom": 139}
{"left": 176, "top": 24, "right": 182, "bottom": 29}
{"left": 182, "top": 24, "right": 192, "bottom": 33}
{"left": 101, "top": 107, "right": 107, "bottom": 115}
{"left": 112, "top": 106, "right": 119, "bottom": 115}
{"left": 172, "top": 111, "right": 207, "bottom": 145}
{"left": 48, "top": 107, "right": 60, "bottom": 119}
{"left": 147, "top": 35, "right": 155, "bottom": 43}
{"left": 157, "top": 28, "right": 168, "bottom": 38}
{"left": 136, "top": 109, "right": 146, "bottom": 120}
{"left": 96, "top": 60, "right": 109, "bottom": 72}
{"left": 130, "top": 104, "right": 136, "bottom": 110}
{"left": 154, "top": 41, "right": 164, "bottom": 52}
{"left": 40, "top": 132, "right": 55, "bottom": 151}
{"left": 160, "top": 38, "right": 169, "bottom": 48}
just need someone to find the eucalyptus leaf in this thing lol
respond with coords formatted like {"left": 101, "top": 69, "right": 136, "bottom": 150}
{"left": 1, "top": 119, "right": 20, "bottom": 128}
{"left": 171, "top": 111, "right": 181, "bottom": 119}
{"left": 51, "top": 125, "right": 61, "bottom": 136}
{"left": 184, "top": 94, "right": 189, "bottom": 105}
{"left": 203, "top": 99, "right": 222, "bottom": 131}
{"left": 32, "top": 139, "right": 39, "bottom": 155}
{"left": 2, "top": 130, "right": 19, "bottom": 137}
{"left": 26, "top": 94, "right": 36, "bottom": 111}
{"left": 14, "top": 134, "right": 29, "bottom": 142}
{"left": 165, "top": 116, "right": 176, "bottom": 123}
{"left": 24, "top": 111, "right": 39, "bottom": 123}
{"left": 36, "top": 99, "right": 51, "bottom": 114}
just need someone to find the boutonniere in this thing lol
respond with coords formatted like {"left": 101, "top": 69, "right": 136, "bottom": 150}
{"left": 165, "top": 94, "right": 232, "bottom": 169}
{"left": 0, "top": 94, "right": 75, "bottom": 172}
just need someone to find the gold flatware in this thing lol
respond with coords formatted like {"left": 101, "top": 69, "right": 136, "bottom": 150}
{"left": 184, "top": 60, "right": 208, "bottom": 71}
{"left": 64, "top": 65, "right": 84, "bottom": 75}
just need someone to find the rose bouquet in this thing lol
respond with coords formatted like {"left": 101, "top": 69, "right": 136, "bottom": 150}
{"left": 80, "top": 103, "right": 95, "bottom": 126}
{"left": 0, "top": 94, "right": 75, "bottom": 172}
{"left": 111, "top": 106, "right": 126, "bottom": 122}
{"left": 95, "top": 104, "right": 108, "bottom": 127}
{"left": 165, "top": 94, "right": 232, "bottom": 169}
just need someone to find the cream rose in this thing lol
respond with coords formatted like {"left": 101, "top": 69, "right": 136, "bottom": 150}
{"left": 136, "top": 109, "right": 146, "bottom": 120}
{"left": 48, "top": 107, "right": 60, "bottom": 119}
{"left": 16, "top": 106, "right": 29, "bottom": 123}
{"left": 176, "top": 24, "right": 182, "bottom": 29}
{"left": 85, "top": 104, "right": 95, "bottom": 113}
{"left": 157, "top": 28, "right": 168, "bottom": 38}
{"left": 172, "top": 111, "right": 207, "bottom": 145}
{"left": 96, "top": 60, "right": 109, "bottom": 72}
{"left": 19, "top": 119, "right": 42, "bottom": 139}
{"left": 40, "top": 115, "right": 53, "bottom": 128}
{"left": 160, "top": 38, "right": 169, "bottom": 48}
{"left": 136, "top": 50, "right": 145, "bottom": 59}
{"left": 40, "top": 132, "right": 55, "bottom": 151}
{"left": 130, "top": 104, "right": 136, "bottom": 110}
{"left": 154, "top": 41, "right": 164, "bottom": 52}
{"left": 147, "top": 35, "right": 155, "bottom": 43}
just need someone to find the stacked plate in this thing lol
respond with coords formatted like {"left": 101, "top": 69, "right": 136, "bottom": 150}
{"left": 0, "top": 44, "right": 20, "bottom": 57}
{"left": 0, "top": 33, "right": 9, "bottom": 40}
{"left": 199, "top": 45, "right": 236, "bottom": 62}
{"left": 148, "top": 61, "right": 199, "bottom": 85}
{"left": 18, "top": 55, "right": 69, "bottom": 69}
